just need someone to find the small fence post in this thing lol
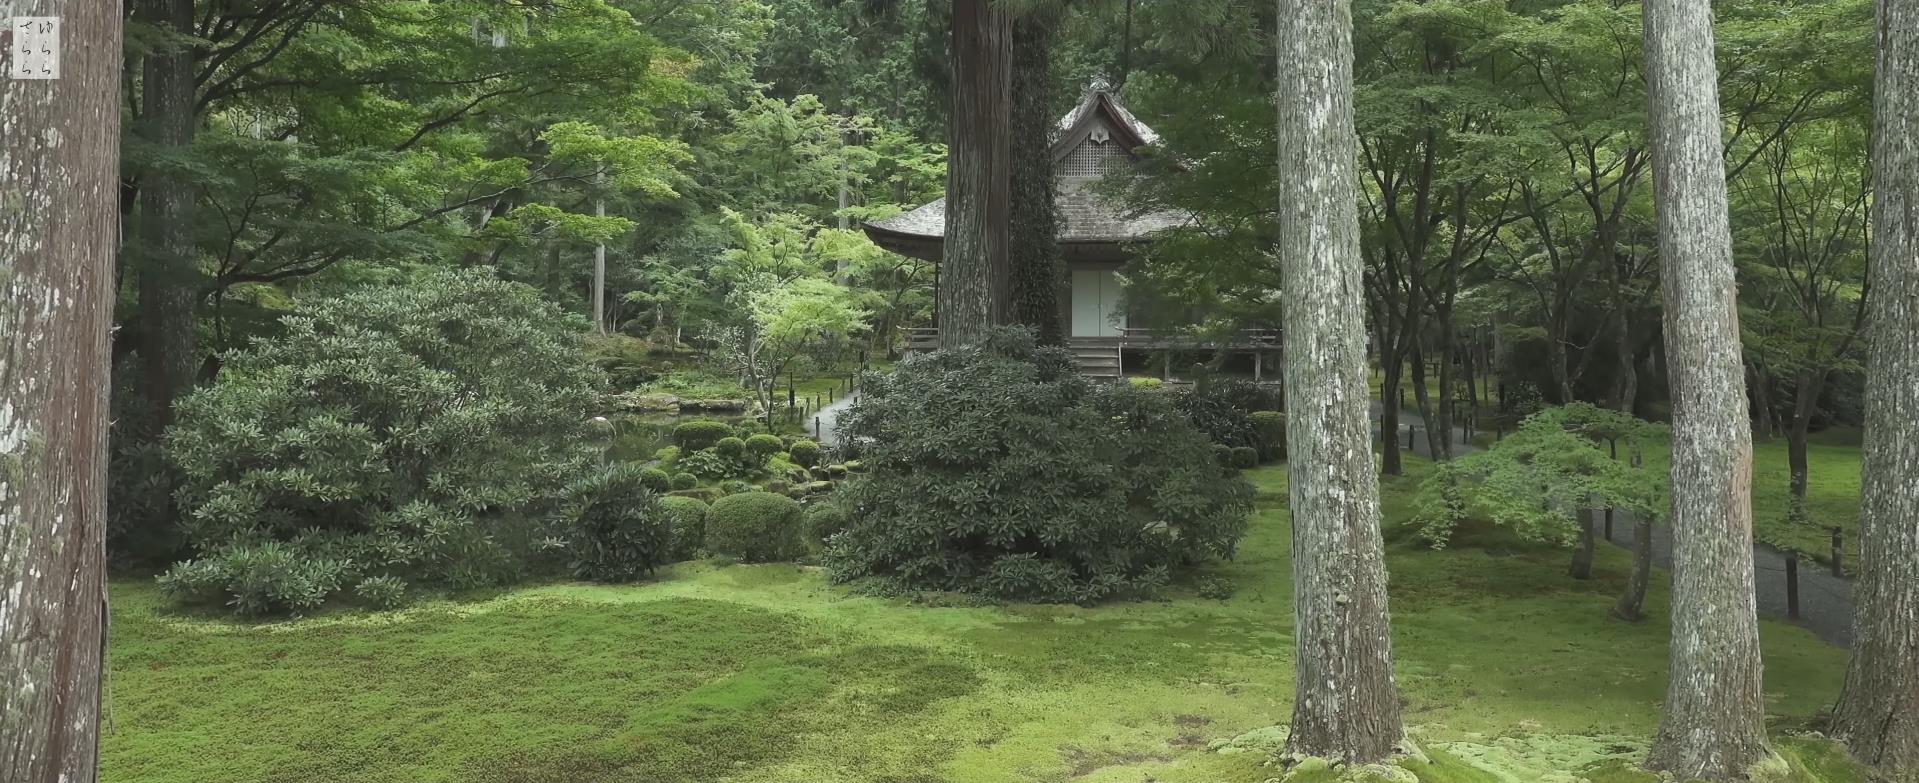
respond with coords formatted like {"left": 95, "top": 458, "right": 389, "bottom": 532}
{"left": 1406, "top": 425, "right": 1416, "bottom": 451}
{"left": 1785, "top": 550, "right": 1802, "bottom": 619}
{"left": 1831, "top": 527, "right": 1845, "bottom": 577}
{"left": 815, "top": 416, "right": 822, "bottom": 441}
{"left": 1604, "top": 507, "right": 1614, "bottom": 541}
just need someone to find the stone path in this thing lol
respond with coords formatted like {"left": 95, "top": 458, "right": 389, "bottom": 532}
{"left": 809, "top": 392, "right": 860, "bottom": 447}
{"left": 1367, "top": 403, "right": 1855, "bottom": 647}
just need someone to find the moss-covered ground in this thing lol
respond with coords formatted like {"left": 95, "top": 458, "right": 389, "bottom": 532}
{"left": 103, "top": 461, "right": 1864, "bottom": 783}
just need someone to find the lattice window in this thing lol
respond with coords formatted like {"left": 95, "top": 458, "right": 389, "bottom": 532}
{"left": 1062, "top": 139, "right": 1128, "bottom": 177}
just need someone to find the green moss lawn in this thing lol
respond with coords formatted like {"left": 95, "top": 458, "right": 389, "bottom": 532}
{"left": 104, "top": 461, "right": 1864, "bottom": 783}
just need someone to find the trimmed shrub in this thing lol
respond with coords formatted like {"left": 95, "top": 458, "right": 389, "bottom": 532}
{"left": 562, "top": 463, "right": 670, "bottom": 582}
{"left": 658, "top": 496, "right": 709, "bottom": 561}
{"left": 673, "top": 420, "right": 733, "bottom": 451}
{"left": 720, "top": 479, "right": 753, "bottom": 495}
{"left": 677, "top": 448, "right": 732, "bottom": 480}
{"left": 670, "top": 472, "right": 699, "bottom": 490}
{"left": 745, "top": 434, "right": 785, "bottom": 460}
{"left": 1128, "top": 377, "right": 1164, "bottom": 390}
{"left": 161, "top": 269, "right": 606, "bottom": 615}
{"left": 638, "top": 467, "right": 673, "bottom": 492}
{"left": 1196, "top": 576, "right": 1235, "bottom": 600}
{"left": 826, "top": 463, "right": 849, "bottom": 477}
{"left": 1229, "top": 446, "right": 1259, "bottom": 470}
{"left": 669, "top": 486, "right": 723, "bottom": 503}
{"left": 825, "top": 328, "right": 1254, "bottom": 603}
{"left": 1249, "top": 411, "right": 1288, "bottom": 462}
{"left": 787, "top": 439, "right": 823, "bottom": 468}
{"left": 764, "top": 480, "right": 790, "bottom": 495}
{"left": 803, "top": 501, "right": 850, "bottom": 547}
{"left": 715, "top": 436, "right": 747, "bottom": 460}
{"left": 704, "top": 491, "right": 805, "bottom": 563}
{"left": 1211, "top": 443, "right": 1233, "bottom": 467}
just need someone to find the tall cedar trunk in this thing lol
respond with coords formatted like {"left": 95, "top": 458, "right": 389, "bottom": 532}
{"left": 136, "top": 0, "right": 200, "bottom": 429}
{"left": 1643, "top": 0, "right": 1774, "bottom": 777}
{"left": 0, "top": 2, "right": 121, "bottom": 779}
{"left": 1276, "top": 0, "right": 1405, "bottom": 763}
{"left": 1009, "top": 11, "right": 1062, "bottom": 345}
{"left": 1832, "top": 0, "right": 1919, "bottom": 774}
{"left": 940, "top": 0, "right": 1013, "bottom": 347}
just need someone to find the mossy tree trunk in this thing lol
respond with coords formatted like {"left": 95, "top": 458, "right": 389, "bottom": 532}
{"left": 1275, "top": 0, "right": 1404, "bottom": 764}
{"left": 1641, "top": 0, "right": 1773, "bottom": 778}
{"left": 1009, "top": 8, "right": 1062, "bottom": 346}
{"left": 1832, "top": 0, "right": 1919, "bottom": 775}
{"left": 940, "top": 0, "right": 1013, "bottom": 347}
{"left": 0, "top": 3, "right": 121, "bottom": 779}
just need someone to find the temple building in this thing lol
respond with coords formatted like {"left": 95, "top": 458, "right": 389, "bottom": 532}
{"left": 862, "top": 84, "right": 1277, "bottom": 379}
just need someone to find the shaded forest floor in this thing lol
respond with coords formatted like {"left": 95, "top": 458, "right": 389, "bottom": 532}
{"left": 102, "top": 461, "right": 1870, "bottom": 783}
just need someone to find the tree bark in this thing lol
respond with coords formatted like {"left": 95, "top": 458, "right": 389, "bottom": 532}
{"left": 1009, "top": 9, "right": 1062, "bottom": 345}
{"left": 1832, "top": 0, "right": 1919, "bottom": 774}
{"left": 1571, "top": 507, "right": 1597, "bottom": 580}
{"left": 0, "top": 2, "right": 121, "bottom": 779}
{"left": 1613, "top": 516, "right": 1656, "bottom": 623}
{"left": 940, "top": 0, "right": 1012, "bottom": 347}
{"left": 1642, "top": 0, "right": 1774, "bottom": 777}
{"left": 135, "top": 0, "right": 201, "bottom": 429}
{"left": 1276, "top": 0, "right": 1405, "bottom": 764}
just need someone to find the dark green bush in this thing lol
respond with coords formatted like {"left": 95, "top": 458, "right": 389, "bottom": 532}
{"left": 673, "top": 420, "right": 733, "bottom": 451}
{"left": 787, "top": 439, "right": 822, "bottom": 467}
{"left": 1229, "top": 446, "right": 1259, "bottom": 469}
{"left": 720, "top": 479, "right": 753, "bottom": 495}
{"left": 354, "top": 576, "right": 410, "bottom": 610}
{"left": 715, "top": 436, "right": 747, "bottom": 460}
{"left": 670, "top": 472, "right": 699, "bottom": 490}
{"left": 677, "top": 448, "right": 732, "bottom": 480}
{"left": 563, "top": 463, "right": 670, "bottom": 582}
{"left": 1211, "top": 443, "right": 1233, "bottom": 467}
{"left": 704, "top": 491, "right": 805, "bottom": 563}
{"left": 1196, "top": 575, "right": 1236, "bottom": 600}
{"left": 669, "top": 486, "right": 723, "bottom": 503}
{"left": 803, "top": 501, "right": 850, "bottom": 547}
{"left": 161, "top": 269, "right": 606, "bottom": 615}
{"left": 1249, "top": 411, "right": 1288, "bottom": 462}
{"left": 1173, "top": 380, "right": 1272, "bottom": 449}
{"left": 745, "top": 434, "right": 785, "bottom": 460}
{"left": 658, "top": 496, "right": 709, "bottom": 561}
{"left": 825, "top": 329, "right": 1254, "bottom": 603}
{"left": 638, "top": 467, "right": 673, "bottom": 492}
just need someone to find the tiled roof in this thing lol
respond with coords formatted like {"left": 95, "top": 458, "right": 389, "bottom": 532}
{"left": 864, "top": 84, "right": 1188, "bottom": 245}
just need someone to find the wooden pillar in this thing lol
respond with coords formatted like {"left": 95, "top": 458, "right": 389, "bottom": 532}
{"left": 1254, "top": 350, "right": 1264, "bottom": 382}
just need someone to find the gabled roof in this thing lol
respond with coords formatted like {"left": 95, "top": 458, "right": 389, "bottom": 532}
{"left": 863, "top": 82, "right": 1189, "bottom": 261}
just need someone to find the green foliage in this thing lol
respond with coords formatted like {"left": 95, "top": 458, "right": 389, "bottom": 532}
{"left": 674, "top": 420, "right": 735, "bottom": 451}
{"left": 1228, "top": 446, "right": 1259, "bottom": 470}
{"left": 1172, "top": 379, "right": 1279, "bottom": 450}
{"left": 745, "top": 434, "right": 785, "bottom": 459}
{"left": 1127, "top": 377, "right": 1164, "bottom": 390}
{"left": 716, "top": 437, "right": 748, "bottom": 462}
{"left": 670, "top": 472, "right": 700, "bottom": 491}
{"left": 156, "top": 542, "right": 350, "bottom": 617}
{"left": 1412, "top": 404, "right": 1668, "bottom": 549}
{"left": 562, "top": 463, "right": 671, "bottom": 582}
{"left": 658, "top": 496, "right": 710, "bottom": 562}
{"left": 720, "top": 479, "right": 755, "bottom": 496}
{"left": 638, "top": 468, "right": 673, "bottom": 492}
{"left": 353, "top": 576, "right": 409, "bottom": 611}
{"left": 787, "top": 440, "right": 822, "bottom": 467}
{"left": 826, "top": 329, "right": 1253, "bottom": 603}
{"left": 1249, "top": 411, "right": 1288, "bottom": 462}
{"left": 1195, "top": 576, "right": 1236, "bottom": 601}
{"left": 802, "top": 501, "right": 850, "bottom": 548}
{"left": 161, "top": 270, "right": 606, "bottom": 615}
{"left": 704, "top": 492, "right": 805, "bottom": 563}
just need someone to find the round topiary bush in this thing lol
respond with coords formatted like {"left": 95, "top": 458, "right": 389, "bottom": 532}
{"left": 704, "top": 491, "right": 805, "bottom": 563}
{"left": 673, "top": 420, "right": 733, "bottom": 451}
{"left": 803, "top": 502, "right": 850, "bottom": 548}
{"left": 719, "top": 479, "right": 753, "bottom": 495}
{"left": 715, "top": 436, "right": 747, "bottom": 461}
{"left": 670, "top": 472, "right": 699, "bottom": 490}
{"left": 563, "top": 463, "right": 670, "bottom": 582}
{"left": 745, "top": 433, "right": 784, "bottom": 460}
{"left": 638, "top": 467, "right": 672, "bottom": 492}
{"left": 161, "top": 269, "right": 607, "bottom": 616}
{"left": 1229, "top": 446, "right": 1259, "bottom": 469}
{"left": 826, "top": 328, "right": 1254, "bottom": 603}
{"left": 787, "top": 439, "right": 822, "bottom": 468}
{"left": 658, "top": 496, "right": 710, "bottom": 561}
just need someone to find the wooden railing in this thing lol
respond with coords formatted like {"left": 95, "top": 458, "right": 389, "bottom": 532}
{"left": 905, "top": 327, "right": 1281, "bottom": 357}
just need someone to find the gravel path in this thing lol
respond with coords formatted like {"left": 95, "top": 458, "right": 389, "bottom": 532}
{"left": 1368, "top": 403, "right": 1853, "bottom": 647}
{"left": 809, "top": 392, "right": 860, "bottom": 447}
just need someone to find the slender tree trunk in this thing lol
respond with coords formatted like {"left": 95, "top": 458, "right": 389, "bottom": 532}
{"left": 1832, "top": 0, "right": 1919, "bottom": 774}
{"left": 1380, "top": 365, "right": 1405, "bottom": 476}
{"left": 1009, "top": 9, "right": 1063, "bottom": 345}
{"left": 1643, "top": 0, "right": 1773, "bottom": 777}
{"left": 1750, "top": 362, "right": 1777, "bottom": 440}
{"left": 592, "top": 183, "right": 606, "bottom": 336}
{"left": 1786, "top": 369, "right": 1825, "bottom": 502}
{"left": 136, "top": 0, "right": 201, "bottom": 428}
{"left": 1276, "top": 0, "right": 1404, "bottom": 764}
{"left": 940, "top": 0, "right": 1013, "bottom": 347}
{"left": 1571, "top": 507, "right": 1597, "bottom": 580}
{"left": 0, "top": 3, "right": 121, "bottom": 778}
{"left": 1613, "top": 516, "right": 1656, "bottom": 622}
